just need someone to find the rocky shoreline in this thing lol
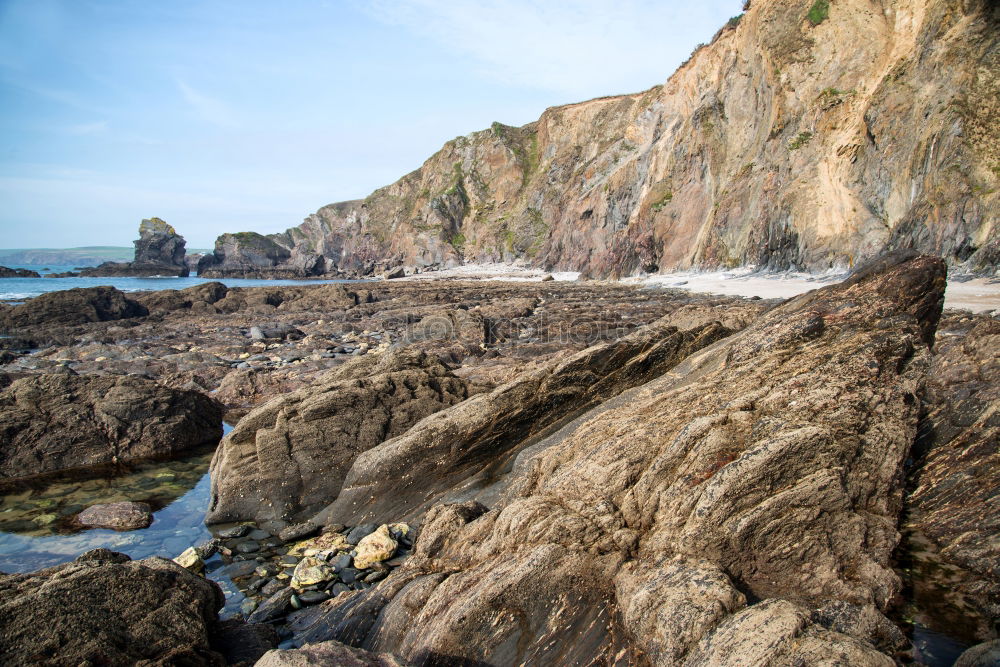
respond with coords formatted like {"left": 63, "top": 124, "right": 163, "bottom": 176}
{"left": 0, "top": 251, "right": 997, "bottom": 665}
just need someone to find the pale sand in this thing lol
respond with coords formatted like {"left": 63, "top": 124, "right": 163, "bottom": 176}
{"left": 403, "top": 263, "right": 1000, "bottom": 314}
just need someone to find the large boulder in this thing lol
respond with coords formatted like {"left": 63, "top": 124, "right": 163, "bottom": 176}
{"left": 0, "top": 286, "right": 147, "bottom": 329}
{"left": 0, "top": 549, "right": 225, "bottom": 666}
{"left": 80, "top": 218, "right": 190, "bottom": 277}
{"left": 206, "top": 348, "right": 470, "bottom": 528}
{"left": 287, "top": 254, "right": 946, "bottom": 664}
{"left": 0, "top": 374, "right": 223, "bottom": 481}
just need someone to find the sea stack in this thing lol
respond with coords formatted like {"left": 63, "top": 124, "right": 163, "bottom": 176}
{"left": 80, "top": 218, "right": 190, "bottom": 277}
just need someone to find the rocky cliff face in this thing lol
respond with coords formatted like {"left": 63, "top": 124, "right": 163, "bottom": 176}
{"left": 205, "top": 0, "right": 997, "bottom": 279}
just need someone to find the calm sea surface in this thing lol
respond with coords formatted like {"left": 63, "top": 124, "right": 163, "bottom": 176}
{"left": 0, "top": 264, "right": 365, "bottom": 301}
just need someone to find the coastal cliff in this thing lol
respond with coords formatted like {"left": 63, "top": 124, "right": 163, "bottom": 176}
{"left": 200, "top": 0, "right": 998, "bottom": 278}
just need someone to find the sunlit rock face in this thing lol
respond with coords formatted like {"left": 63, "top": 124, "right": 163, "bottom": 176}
{"left": 210, "top": 0, "right": 997, "bottom": 278}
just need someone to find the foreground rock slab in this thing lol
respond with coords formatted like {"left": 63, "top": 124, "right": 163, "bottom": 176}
{"left": 0, "top": 374, "right": 223, "bottom": 482}
{"left": 290, "top": 253, "right": 945, "bottom": 664}
{"left": 0, "top": 549, "right": 225, "bottom": 666}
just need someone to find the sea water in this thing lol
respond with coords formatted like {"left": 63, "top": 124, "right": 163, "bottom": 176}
{"left": 0, "top": 264, "right": 365, "bottom": 301}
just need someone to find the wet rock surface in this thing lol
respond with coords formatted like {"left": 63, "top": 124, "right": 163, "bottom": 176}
{"left": 0, "top": 549, "right": 225, "bottom": 666}
{"left": 0, "top": 374, "right": 224, "bottom": 482}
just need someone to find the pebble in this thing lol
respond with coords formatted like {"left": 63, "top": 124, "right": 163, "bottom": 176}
{"left": 260, "top": 578, "right": 287, "bottom": 597}
{"left": 217, "top": 525, "right": 252, "bottom": 539}
{"left": 248, "top": 529, "right": 271, "bottom": 541}
{"left": 363, "top": 570, "right": 386, "bottom": 584}
{"left": 339, "top": 567, "right": 359, "bottom": 584}
{"left": 298, "top": 591, "right": 329, "bottom": 605}
{"left": 240, "top": 599, "right": 259, "bottom": 616}
{"left": 289, "top": 594, "right": 303, "bottom": 610}
{"left": 236, "top": 540, "right": 261, "bottom": 554}
{"left": 331, "top": 553, "right": 352, "bottom": 571}
{"left": 346, "top": 523, "right": 377, "bottom": 545}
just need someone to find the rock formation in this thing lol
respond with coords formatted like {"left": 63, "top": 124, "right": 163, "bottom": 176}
{"left": 206, "top": 349, "right": 470, "bottom": 528}
{"left": 81, "top": 218, "right": 190, "bottom": 277}
{"left": 202, "top": 0, "right": 997, "bottom": 278}
{"left": 0, "top": 374, "right": 223, "bottom": 482}
{"left": 276, "top": 253, "right": 948, "bottom": 664}
{"left": 198, "top": 231, "right": 331, "bottom": 278}
{"left": 0, "top": 266, "right": 40, "bottom": 278}
{"left": 0, "top": 549, "right": 225, "bottom": 666}
{"left": 0, "top": 285, "right": 147, "bottom": 329}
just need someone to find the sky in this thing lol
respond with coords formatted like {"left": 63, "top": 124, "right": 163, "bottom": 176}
{"left": 0, "top": 0, "right": 742, "bottom": 249}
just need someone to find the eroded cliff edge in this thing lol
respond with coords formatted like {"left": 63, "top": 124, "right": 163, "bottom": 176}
{"left": 200, "top": 0, "right": 998, "bottom": 279}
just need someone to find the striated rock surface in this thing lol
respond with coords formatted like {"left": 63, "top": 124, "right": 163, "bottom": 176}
{"left": 0, "top": 549, "right": 225, "bottom": 666}
{"left": 81, "top": 218, "right": 190, "bottom": 277}
{"left": 286, "top": 253, "right": 946, "bottom": 664}
{"left": 206, "top": 349, "right": 470, "bottom": 527}
{"left": 315, "top": 317, "right": 733, "bottom": 526}
{"left": 0, "top": 374, "right": 223, "bottom": 482}
{"left": 208, "top": 0, "right": 997, "bottom": 278}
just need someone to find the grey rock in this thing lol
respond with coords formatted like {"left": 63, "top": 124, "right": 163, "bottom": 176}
{"left": 76, "top": 501, "right": 153, "bottom": 531}
{"left": 217, "top": 524, "right": 252, "bottom": 539}
{"left": 247, "top": 587, "right": 295, "bottom": 624}
{"left": 346, "top": 524, "right": 377, "bottom": 545}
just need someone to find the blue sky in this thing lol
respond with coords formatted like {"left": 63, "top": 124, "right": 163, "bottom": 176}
{"left": 0, "top": 0, "right": 742, "bottom": 248}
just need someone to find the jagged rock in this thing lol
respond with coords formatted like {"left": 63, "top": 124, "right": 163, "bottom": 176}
{"left": 0, "top": 549, "right": 225, "bottom": 666}
{"left": 81, "top": 218, "right": 190, "bottom": 277}
{"left": 313, "top": 317, "right": 732, "bottom": 525}
{"left": 77, "top": 501, "right": 153, "bottom": 531}
{"left": 198, "top": 232, "right": 303, "bottom": 278}
{"left": 0, "top": 374, "right": 223, "bottom": 481}
{"left": 0, "top": 266, "right": 40, "bottom": 278}
{"left": 206, "top": 348, "right": 470, "bottom": 526}
{"left": 383, "top": 266, "right": 406, "bottom": 280}
{"left": 286, "top": 254, "right": 946, "bottom": 664}
{"left": 0, "top": 286, "right": 147, "bottom": 328}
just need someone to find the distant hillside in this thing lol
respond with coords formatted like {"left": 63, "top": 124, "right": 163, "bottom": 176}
{"left": 0, "top": 246, "right": 210, "bottom": 268}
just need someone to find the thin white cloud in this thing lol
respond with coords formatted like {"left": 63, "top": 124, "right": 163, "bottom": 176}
{"left": 361, "top": 0, "right": 739, "bottom": 98}
{"left": 175, "top": 77, "right": 238, "bottom": 127}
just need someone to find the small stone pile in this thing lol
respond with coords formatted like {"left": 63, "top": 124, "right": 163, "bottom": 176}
{"left": 173, "top": 521, "right": 414, "bottom": 628}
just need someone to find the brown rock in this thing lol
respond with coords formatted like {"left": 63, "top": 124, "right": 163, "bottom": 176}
{"left": 0, "top": 374, "right": 223, "bottom": 482}
{"left": 289, "top": 254, "right": 946, "bottom": 664}
{"left": 0, "top": 286, "right": 147, "bottom": 328}
{"left": 255, "top": 640, "right": 407, "bottom": 667}
{"left": 77, "top": 501, "right": 153, "bottom": 531}
{"left": 206, "top": 348, "right": 469, "bottom": 526}
{"left": 0, "top": 549, "right": 225, "bottom": 666}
